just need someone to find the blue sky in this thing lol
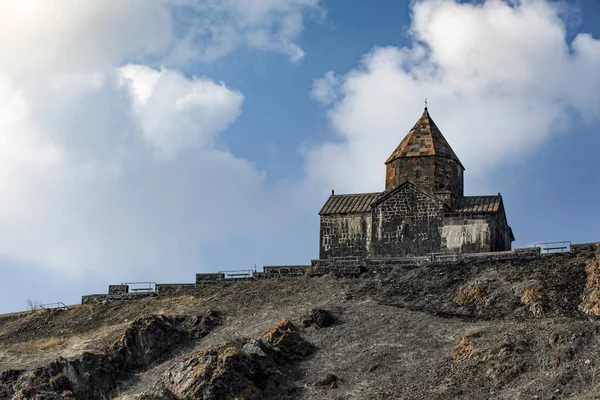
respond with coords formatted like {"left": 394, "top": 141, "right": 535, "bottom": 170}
{"left": 0, "top": 0, "right": 599, "bottom": 313}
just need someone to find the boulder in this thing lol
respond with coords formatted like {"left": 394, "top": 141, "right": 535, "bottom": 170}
{"left": 242, "top": 339, "right": 268, "bottom": 357}
{"left": 311, "top": 309, "right": 335, "bottom": 328}
{"left": 319, "top": 373, "right": 339, "bottom": 389}
{"left": 263, "top": 320, "right": 316, "bottom": 362}
{"left": 302, "top": 309, "right": 336, "bottom": 328}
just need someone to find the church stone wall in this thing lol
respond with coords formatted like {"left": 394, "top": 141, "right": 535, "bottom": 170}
{"left": 371, "top": 184, "right": 445, "bottom": 257}
{"left": 319, "top": 212, "right": 372, "bottom": 259}
{"left": 386, "top": 157, "right": 436, "bottom": 192}
{"left": 386, "top": 156, "right": 463, "bottom": 202}
{"left": 489, "top": 207, "right": 513, "bottom": 251}
{"left": 434, "top": 156, "right": 464, "bottom": 200}
{"left": 440, "top": 216, "right": 492, "bottom": 254}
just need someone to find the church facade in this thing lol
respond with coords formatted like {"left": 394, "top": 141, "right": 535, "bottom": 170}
{"left": 318, "top": 107, "right": 514, "bottom": 259}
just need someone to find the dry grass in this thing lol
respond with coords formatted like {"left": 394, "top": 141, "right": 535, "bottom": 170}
{"left": 263, "top": 320, "right": 295, "bottom": 340}
{"left": 154, "top": 295, "right": 200, "bottom": 316}
{"left": 456, "top": 282, "right": 492, "bottom": 307}
{"left": 521, "top": 286, "right": 543, "bottom": 316}
{"left": 0, "top": 323, "right": 128, "bottom": 372}
{"left": 70, "top": 304, "right": 92, "bottom": 313}
{"left": 451, "top": 336, "right": 473, "bottom": 361}
{"left": 38, "top": 337, "right": 66, "bottom": 350}
{"left": 581, "top": 252, "right": 600, "bottom": 316}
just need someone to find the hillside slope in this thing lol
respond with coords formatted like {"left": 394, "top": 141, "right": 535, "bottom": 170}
{"left": 1, "top": 247, "right": 600, "bottom": 399}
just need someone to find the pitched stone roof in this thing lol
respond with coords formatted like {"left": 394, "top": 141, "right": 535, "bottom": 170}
{"left": 319, "top": 192, "right": 381, "bottom": 215}
{"left": 385, "top": 108, "right": 464, "bottom": 168}
{"left": 452, "top": 195, "right": 502, "bottom": 214}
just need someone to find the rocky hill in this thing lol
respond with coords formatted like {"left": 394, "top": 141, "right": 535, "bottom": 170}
{"left": 2, "top": 246, "right": 600, "bottom": 399}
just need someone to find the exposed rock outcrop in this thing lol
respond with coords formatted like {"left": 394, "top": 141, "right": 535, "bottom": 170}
{"left": 110, "top": 313, "right": 219, "bottom": 369}
{"left": 12, "top": 352, "right": 118, "bottom": 400}
{"left": 580, "top": 249, "right": 600, "bottom": 316}
{"left": 0, "top": 370, "right": 24, "bottom": 400}
{"left": 2, "top": 313, "right": 220, "bottom": 400}
{"left": 152, "top": 320, "right": 315, "bottom": 399}
{"left": 520, "top": 285, "right": 543, "bottom": 316}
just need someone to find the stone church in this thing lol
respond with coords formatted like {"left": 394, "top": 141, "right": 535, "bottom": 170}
{"left": 318, "top": 106, "right": 514, "bottom": 259}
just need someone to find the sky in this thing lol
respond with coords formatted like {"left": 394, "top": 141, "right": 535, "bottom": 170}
{"left": 0, "top": 0, "right": 599, "bottom": 313}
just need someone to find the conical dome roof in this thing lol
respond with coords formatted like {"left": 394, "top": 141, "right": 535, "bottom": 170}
{"left": 385, "top": 108, "right": 464, "bottom": 169}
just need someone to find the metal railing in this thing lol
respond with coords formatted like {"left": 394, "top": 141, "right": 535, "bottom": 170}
{"left": 39, "top": 302, "right": 69, "bottom": 311}
{"left": 219, "top": 270, "right": 254, "bottom": 279}
{"left": 429, "top": 251, "right": 461, "bottom": 262}
{"left": 534, "top": 241, "right": 572, "bottom": 254}
{"left": 121, "top": 281, "right": 156, "bottom": 293}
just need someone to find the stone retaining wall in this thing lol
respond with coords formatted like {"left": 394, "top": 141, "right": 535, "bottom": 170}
{"left": 262, "top": 265, "right": 311, "bottom": 276}
{"left": 81, "top": 242, "right": 600, "bottom": 305}
{"left": 262, "top": 264, "right": 362, "bottom": 278}
{"left": 572, "top": 242, "right": 600, "bottom": 253}
{"left": 196, "top": 273, "right": 225, "bottom": 285}
{"left": 0, "top": 311, "right": 31, "bottom": 324}
{"left": 81, "top": 292, "right": 155, "bottom": 305}
{"left": 108, "top": 285, "right": 129, "bottom": 295}
{"left": 155, "top": 284, "right": 198, "bottom": 294}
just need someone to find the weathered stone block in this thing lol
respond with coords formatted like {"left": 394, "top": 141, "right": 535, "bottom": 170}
{"left": 155, "top": 284, "right": 197, "bottom": 294}
{"left": 195, "top": 273, "right": 225, "bottom": 285}
{"left": 108, "top": 285, "right": 129, "bottom": 295}
{"left": 81, "top": 292, "right": 155, "bottom": 305}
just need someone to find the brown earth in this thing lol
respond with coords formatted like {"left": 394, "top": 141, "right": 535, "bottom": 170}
{"left": 1, "top": 247, "right": 600, "bottom": 399}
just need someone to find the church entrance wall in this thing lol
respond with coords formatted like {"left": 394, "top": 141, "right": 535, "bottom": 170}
{"left": 371, "top": 183, "right": 445, "bottom": 257}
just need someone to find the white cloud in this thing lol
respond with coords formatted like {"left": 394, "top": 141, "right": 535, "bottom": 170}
{"left": 311, "top": 71, "right": 341, "bottom": 105}
{"left": 166, "top": 0, "right": 322, "bottom": 63}
{"left": 0, "top": 0, "right": 320, "bottom": 279}
{"left": 0, "top": 0, "right": 320, "bottom": 78}
{"left": 0, "top": 1, "right": 171, "bottom": 76}
{"left": 0, "top": 65, "right": 255, "bottom": 277}
{"left": 119, "top": 65, "right": 243, "bottom": 159}
{"left": 307, "top": 0, "right": 600, "bottom": 194}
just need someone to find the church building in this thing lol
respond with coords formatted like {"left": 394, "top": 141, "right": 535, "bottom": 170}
{"left": 318, "top": 106, "right": 514, "bottom": 259}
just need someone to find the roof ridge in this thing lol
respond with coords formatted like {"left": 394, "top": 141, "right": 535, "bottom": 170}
{"left": 330, "top": 191, "right": 381, "bottom": 196}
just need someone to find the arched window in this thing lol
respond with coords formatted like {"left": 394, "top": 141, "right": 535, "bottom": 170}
{"left": 404, "top": 224, "right": 410, "bottom": 237}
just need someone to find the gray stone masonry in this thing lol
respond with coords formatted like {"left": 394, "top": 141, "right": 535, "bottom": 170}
{"left": 196, "top": 273, "right": 225, "bottom": 285}
{"left": 572, "top": 242, "right": 600, "bottom": 253}
{"left": 108, "top": 285, "right": 129, "bottom": 295}
{"left": 371, "top": 183, "right": 446, "bottom": 257}
{"left": 262, "top": 265, "right": 362, "bottom": 278}
{"left": 262, "top": 265, "right": 312, "bottom": 277}
{"left": 155, "top": 284, "right": 197, "bottom": 294}
{"left": 82, "top": 292, "right": 155, "bottom": 305}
